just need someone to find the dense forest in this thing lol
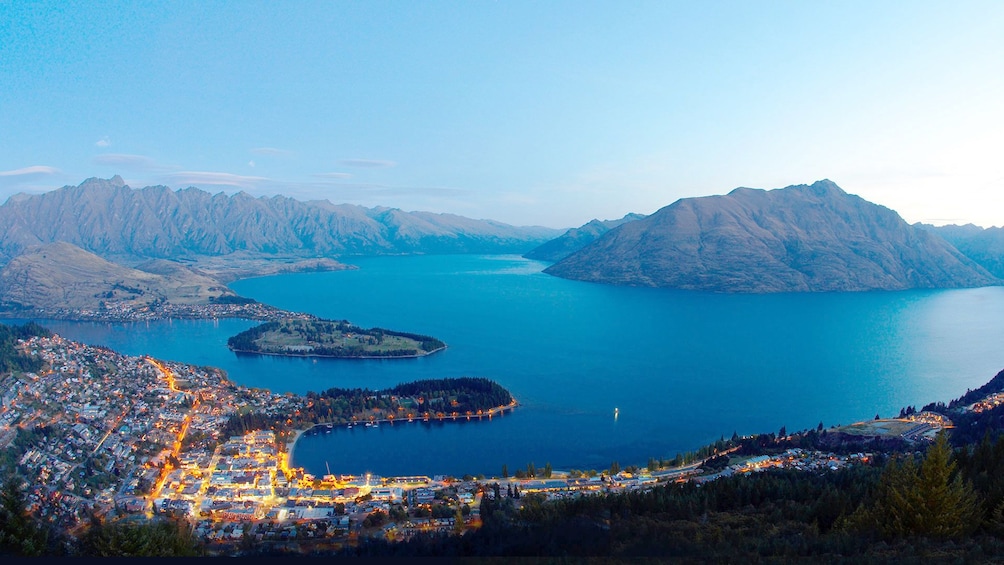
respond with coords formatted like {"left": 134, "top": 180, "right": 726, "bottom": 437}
{"left": 0, "top": 322, "right": 51, "bottom": 373}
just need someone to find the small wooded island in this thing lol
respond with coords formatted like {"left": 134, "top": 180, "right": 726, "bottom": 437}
{"left": 227, "top": 317, "right": 446, "bottom": 358}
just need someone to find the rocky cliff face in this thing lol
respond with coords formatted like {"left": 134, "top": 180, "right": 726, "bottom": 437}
{"left": 0, "top": 176, "right": 560, "bottom": 263}
{"left": 524, "top": 213, "right": 646, "bottom": 262}
{"left": 545, "top": 180, "right": 998, "bottom": 292}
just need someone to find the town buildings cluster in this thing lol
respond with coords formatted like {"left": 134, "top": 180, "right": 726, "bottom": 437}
{"left": 968, "top": 392, "right": 1004, "bottom": 414}
{"left": 0, "top": 334, "right": 298, "bottom": 532}
{"left": 3, "top": 301, "right": 309, "bottom": 323}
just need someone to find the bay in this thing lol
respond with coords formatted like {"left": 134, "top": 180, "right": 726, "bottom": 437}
{"left": 18, "top": 254, "right": 1004, "bottom": 477}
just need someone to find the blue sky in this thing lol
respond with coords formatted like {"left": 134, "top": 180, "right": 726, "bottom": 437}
{"left": 1, "top": 1, "right": 1002, "bottom": 228}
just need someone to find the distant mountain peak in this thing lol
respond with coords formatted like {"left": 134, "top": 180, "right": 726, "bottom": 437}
{"left": 804, "top": 178, "right": 844, "bottom": 197}
{"left": 727, "top": 186, "right": 765, "bottom": 197}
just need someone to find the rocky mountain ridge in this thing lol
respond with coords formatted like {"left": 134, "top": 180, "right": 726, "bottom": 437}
{"left": 544, "top": 180, "right": 998, "bottom": 293}
{"left": 0, "top": 176, "right": 560, "bottom": 263}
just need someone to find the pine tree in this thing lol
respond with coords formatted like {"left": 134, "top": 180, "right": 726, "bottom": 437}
{"left": 453, "top": 506, "right": 465, "bottom": 536}
{"left": 914, "top": 432, "right": 980, "bottom": 538}
{"left": 866, "top": 432, "right": 980, "bottom": 539}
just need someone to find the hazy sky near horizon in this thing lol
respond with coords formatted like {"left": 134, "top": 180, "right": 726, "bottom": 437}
{"left": 1, "top": 1, "right": 1002, "bottom": 228}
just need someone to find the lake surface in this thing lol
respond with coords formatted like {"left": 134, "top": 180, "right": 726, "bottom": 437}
{"left": 19, "top": 254, "right": 1004, "bottom": 477}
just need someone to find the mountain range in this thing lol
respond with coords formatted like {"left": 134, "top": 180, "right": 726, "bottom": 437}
{"left": 0, "top": 177, "right": 1000, "bottom": 308}
{"left": 0, "top": 176, "right": 560, "bottom": 264}
{"left": 543, "top": 180, "right": 998, "bottom": 292}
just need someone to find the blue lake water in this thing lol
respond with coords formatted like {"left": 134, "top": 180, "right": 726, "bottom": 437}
{"left": 17, "top": 254, "right": 1004, "bottom": 477}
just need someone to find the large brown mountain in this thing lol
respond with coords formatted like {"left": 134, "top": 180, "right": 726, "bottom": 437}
{"left": 545, "top": 180, "right": 998, "bottom": 292}
{"left": 524, "top": 213, "right": 646, "bottom": 262}
{"left": 0, "top": 176, "right": 560, "bottom": 263}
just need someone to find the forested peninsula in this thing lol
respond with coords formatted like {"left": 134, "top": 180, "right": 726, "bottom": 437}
{"left": 222, "top": 377, "right": 515, "bottom": 438}
{"left": 226, "top": 318, "right": 445, "bottom": 359}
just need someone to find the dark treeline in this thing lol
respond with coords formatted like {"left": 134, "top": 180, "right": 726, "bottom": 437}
{"left": 0, "top": 321, "right": 51, "bottom": 374}
{"left": 327, "top": 433, "right": 1004, "bottom": 560}
{"left": 220, "top": 412, "right": 280, "bottom": 440}
{"left": 308, "top": 345, "right": 420, "bottom": 357}
{"left": 225, "top": 320, "right": 279, "bottom": 351}
{"left": 387, "top": 377, "right": 512, "bottom": 411}
{"left": 944, "top": 402, "right": 1004, "bottom": 446}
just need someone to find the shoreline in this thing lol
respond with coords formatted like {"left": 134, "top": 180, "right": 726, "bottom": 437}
{"left": 286, "top": 399, "right": 519, "bottom": 469}
{"left": 230, "top": 344, "right": 447, "bottom": 360}
{"left": 286, "top": 428, "right": 306, "bottom": 465}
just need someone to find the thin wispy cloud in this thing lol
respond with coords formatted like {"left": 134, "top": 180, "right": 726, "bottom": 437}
{"left": 338, "top": 158, "right": 397, "bottom": 169}
{"left": 305, "top": 181, "right": 467, "bottom": 199}
{"left": 250, "top": 147, "right": 293, "bottom": 157}
{"left": 95, "top": 137, "right": 111, "bottom": 147}
{"left": 92, "top": 153, "right": 170, "bottom": 171}
{"left": 166, "top": 171, "right": 269, "bottom": 188}
{"left": 312, "top": 172, "right": 353, "bottom": 179}
{"left": 0, "top": 165, "right": 60, "bottom": 177}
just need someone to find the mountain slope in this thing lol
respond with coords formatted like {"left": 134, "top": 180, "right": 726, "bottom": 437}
{"left": 0, "top": 242, "right": 235, "bottom": 310}
{"left": 524, "top": 213, "right": 646, "bottom": 262}
{"left": 918, "top": 224, "right": 1004, "bottom": 279}
{"left": 545, "top": 180, "right": 997, "bottom": 293}
{"left": 0, "top": 177, "right": 560, "bottom": 262}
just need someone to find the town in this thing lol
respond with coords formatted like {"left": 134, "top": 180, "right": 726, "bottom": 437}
{"left": 0, "top": 331, "right": 971, "bottom": 554}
